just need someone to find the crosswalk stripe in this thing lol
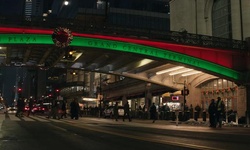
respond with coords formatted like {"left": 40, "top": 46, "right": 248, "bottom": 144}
{"left": 27, "top": 115, "right": 50, "bottom": 122}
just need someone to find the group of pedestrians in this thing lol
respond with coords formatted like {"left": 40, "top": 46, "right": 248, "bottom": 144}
{"left": 113, "top": 101, "right": 157, "bottom": 123}
{"left": 208, "top": 97, "right": 225, "bottom": 128}
{"left": 47, "top": 98, "right": 80, "bottom": 120}
{"left": 113, "top": 101, "right": 132, "bottom": 122}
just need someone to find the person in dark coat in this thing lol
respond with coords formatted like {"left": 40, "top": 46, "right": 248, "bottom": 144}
{"left": 16, "top": 97, "right": 25, "bottom": 117}
{"left": 70, "top": 98, "right": 79, "bottom": 120}
{"left": 208, "top": 99, "right": 216, "bottom": 127}
{"left": 113, "top": 102, "right": 119, "bottom": 121}
{"left": 27, "top": 98, "right": 34, "bottom": 117}
{"left": 215, "top": 97, "right": 225, "bottom": 128}
{"left": 123, "top": 101, "right": 131, "bottom": 122}
{"left": 150, "top": 103, "right": 157, "bottom": 123}
{"left": 61, "top": 101, "right": 67, "bottom": 119}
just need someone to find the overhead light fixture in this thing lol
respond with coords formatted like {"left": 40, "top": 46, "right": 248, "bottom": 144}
{"left": 137, "top": 59, "right": 154, "bottom": 68}
{"left": 169, "top": 68, "right": 193, "bottom": 76}
{"left": 181, "top": 71, "right": 202, "bottom": 76}
{"left": 156, "top": 66, "right": 184, "bottom": 75}
{"left": 82, "top": 97, "right": 98, "bottom": 101}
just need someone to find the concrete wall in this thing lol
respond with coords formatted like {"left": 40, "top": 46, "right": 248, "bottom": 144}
{"left": 170, "top": 0, "right": 250, "bottom": 39}
{"left": 170, "top": 0, "right": 212, "bottom": 35}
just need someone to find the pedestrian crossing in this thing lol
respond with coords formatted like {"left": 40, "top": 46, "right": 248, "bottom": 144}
{"left": 1, "top": 113, "right": 79, "bottom": 124}
{"left": 6, "top": 114, "right": 50, "bottom": 122}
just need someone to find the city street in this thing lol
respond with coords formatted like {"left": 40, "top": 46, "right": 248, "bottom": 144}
{"left": 0, "top": 112, "right": 250, "bottom": 150}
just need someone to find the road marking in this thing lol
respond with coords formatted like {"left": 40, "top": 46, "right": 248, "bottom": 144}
{"left": 57, "top": 119, "right": 225, "bottom": 150}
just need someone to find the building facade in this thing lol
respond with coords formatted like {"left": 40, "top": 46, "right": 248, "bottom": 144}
{"left": 170, "top": 0, "right": 250, "bottom": 119}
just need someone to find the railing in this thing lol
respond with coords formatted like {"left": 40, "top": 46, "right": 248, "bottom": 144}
{"left": 0, "top": 15, "right": 247, "bottom": 51}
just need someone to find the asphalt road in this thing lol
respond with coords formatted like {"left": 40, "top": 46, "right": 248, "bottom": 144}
{"left": 0, "top": 113, "right": 250, "bottom": 150}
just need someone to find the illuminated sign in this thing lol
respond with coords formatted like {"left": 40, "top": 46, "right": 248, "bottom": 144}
{"left": 172, "top": 96, "right": 179, "bottom": 101}
{"left": 0, "top": 34, "right": 242, "bottom": 81}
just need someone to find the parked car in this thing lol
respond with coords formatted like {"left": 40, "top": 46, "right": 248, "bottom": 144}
{"left": 103, "top": 106, "right": 124, "bottom": 118}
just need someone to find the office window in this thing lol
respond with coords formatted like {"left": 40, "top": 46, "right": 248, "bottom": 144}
{"left": 212, "top": 0, "right": 232, "bottom": 39}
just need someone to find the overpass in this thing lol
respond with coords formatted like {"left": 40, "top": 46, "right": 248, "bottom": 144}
{"left": 0, "top": 26, "right": 248, "bottom": 90}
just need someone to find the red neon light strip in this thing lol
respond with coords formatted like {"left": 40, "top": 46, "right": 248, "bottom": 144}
{"left": 0, "top": 27, "right": 236, "bottom": 68}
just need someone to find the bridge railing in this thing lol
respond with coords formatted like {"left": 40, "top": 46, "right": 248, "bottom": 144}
{"left": 0, "top": 15, "right": 247, "bottom": 51}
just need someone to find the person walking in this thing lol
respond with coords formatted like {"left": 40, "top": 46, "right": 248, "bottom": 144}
{"left": 47, "top": 100, "right": 60, "bottom": 119}
{"left": 194, "top": 104, "right": 201, "bottom": 121}
{"left": 27, "top": 98, "right": 34, "bottom": 117}
{"left": 215, "top": 97, "right": 225, "bottom": 128}
{"left": 123, "top": 101, "right": 131, "bottom": 122}
{"left": 150, "top": 103, "right": 157, "bottom": 123}
{"left": 70, "top": 98, "right": 80, "bottom": 120}
{"left": 61, "top": 101, "right": 67, "bottom": 119}
{"left": 16, "top": 97, "right": 25, "bottom": 117}
{"left": 113, "top": 102, "right": 119, "bottom": 121}
{"left": 208, "top": 99, "right": 216, "bottom": 127}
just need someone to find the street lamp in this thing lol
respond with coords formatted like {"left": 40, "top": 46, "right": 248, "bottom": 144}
{"left": 64, "top": 1, "right": 69, "bottom": 6}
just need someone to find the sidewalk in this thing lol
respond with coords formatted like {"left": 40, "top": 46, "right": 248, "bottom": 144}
{"left": 126, "top": 117, "right": 250, "bottom": 128}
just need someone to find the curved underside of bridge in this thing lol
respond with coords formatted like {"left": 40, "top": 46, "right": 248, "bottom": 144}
{"left": 0, "top": 27, "right": 247, "bottom": 91}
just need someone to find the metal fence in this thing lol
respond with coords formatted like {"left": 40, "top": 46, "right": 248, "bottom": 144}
{"left": 0, "top": 15, "right": 247, "bottom": 51}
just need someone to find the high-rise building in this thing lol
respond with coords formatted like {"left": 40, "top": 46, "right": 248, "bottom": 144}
{"left": 24, "top": 0, "right": 44, "bottom": 20}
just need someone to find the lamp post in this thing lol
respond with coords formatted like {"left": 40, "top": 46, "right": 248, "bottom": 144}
{"left": 99, "top": 73, "right": 103, "bottom": 117}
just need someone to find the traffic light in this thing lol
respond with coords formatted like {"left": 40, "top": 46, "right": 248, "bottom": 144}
{"left": 17, "top": 88, "right": 22, "bottom": 97}
{"left": 18, "top": 88, "right": 22, "bottom": 92}
{"left": 55, "top": 89, "right": 60, "bottom": 92}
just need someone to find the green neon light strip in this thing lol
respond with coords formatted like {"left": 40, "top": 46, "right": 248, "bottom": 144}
{"left": 0, "top": 34, "right": 241, "bottom": 80}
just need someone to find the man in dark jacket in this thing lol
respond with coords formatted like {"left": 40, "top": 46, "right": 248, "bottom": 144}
{"left": 208, "top": 99, "right": 216, "bottom": 127}
{"left": 123, "top": 101, "right": 131, "bottom": 122}
{"left": 216, "top": 97, "right": 225, "bottom": 128}
{"left": 150, "top": 103, "right": 157, "bottom": 123}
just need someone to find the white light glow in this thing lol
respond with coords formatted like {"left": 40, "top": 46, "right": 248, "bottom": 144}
{"left": 82, "top": 97, "right": 98, "bottom": 101}
{"left": 156, "top": 66, "right": 184, "bottom": 75}
{"left": 64, "top": 1, "right": 69, "bottom": 5}
{"left": 169, "top": 68, "right": 193, "bottom": 76}
{"left": 138, "top": 59, "right": 154, "bottom": 68}
{"left": 181, "top": 71, "right": 202, "bottom": 76}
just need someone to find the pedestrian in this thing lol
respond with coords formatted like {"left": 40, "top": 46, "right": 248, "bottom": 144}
{"left": 61, "top": 101, "right": 67, "bottom": 119}
{"left": 150, "top": 103, "right": 157, "bottom": 123}
{"left": 208, "top": 99, "right": 216, "bottom": 127}
{"left": 113, "top": 102, "right": 119, "bottom": 121}
{"left": 27, "top": 98, "right": 34, "bottom": 117}
{"left": 138, "top": 105, "right": 143, "bottom": 119}
{"left": 16, "top": 97, "right": 25, "bottom": 117}
{"left": 47, "top": 100, "right": 60, "bottom": 119}
{"left": 215, "top": 97, "right": 225, "bottom": 128}
{"left": 194, "top": 104, "right": 201, "bottom": 121}
{"left": 70, "top": 98, "right": 79, "bottom": 120}
{"left": 123, "top": 101, "right": 131, "bottom": 122}
{"left": 189, "top": 104, "right": 193, "bottom": 118}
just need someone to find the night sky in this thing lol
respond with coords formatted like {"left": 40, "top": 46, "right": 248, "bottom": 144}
{"left": 0, "top": 0, "right": 24, "bottom": 16}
